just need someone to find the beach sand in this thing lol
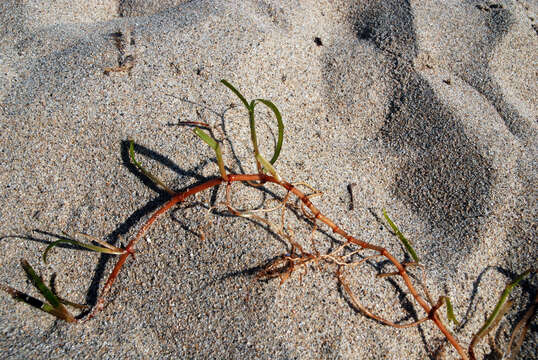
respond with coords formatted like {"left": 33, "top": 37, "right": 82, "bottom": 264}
{"left": 0, "top": 1, "right": 536, "bottom": 359}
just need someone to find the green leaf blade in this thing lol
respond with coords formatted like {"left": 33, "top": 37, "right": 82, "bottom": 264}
{"left": 475, "top": 269, "right": 533, "bottom": 339}
{"left": 21, "top": 259, "right": 61, "bottom": 309}
{"left": 193, "top": 128, "right": 227, "bottom": 179}
{"left": 382, "top": 209, "right": 420, "bottom": 263}
{"left": 0, "top": 283, "right": 73, "bottom": 321}
{"left": 1, "top": 283, "right": 48, "bottom": 309}
{"left": 220, "top": 80, "right": 285, "bottom": 173}
{"left": 220, "top": 79, "right": 250, "bottom": 110}
{"left": 254, "top": 98, "right": 284, "bottom": 165}
{"left": 2, "top": 262, "right": 78, "bottom": 322}
{"left": 445, "top": 297, "right": 459, "bottom": 325}
{"left": 256, "top": 153, "right": 281, "bottom": 181}
{"left": 193, "top": 128, "right": 218, "bottom": 151}
{"left": 43, "top": 238, "right": 124, "bottom": 264}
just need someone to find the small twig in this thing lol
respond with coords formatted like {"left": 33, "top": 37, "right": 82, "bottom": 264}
{"left": 347, "top": 183, "right": 356, "bottom": 210}
{"left": 176, "top": 121, "right": 211, "bottom": 128}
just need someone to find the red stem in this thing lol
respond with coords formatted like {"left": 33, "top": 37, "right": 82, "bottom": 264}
{"left": 86, "top": 174, "right": 468, "bottom": 359}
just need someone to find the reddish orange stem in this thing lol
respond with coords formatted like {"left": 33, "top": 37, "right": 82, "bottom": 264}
{"left": 86, "top": 173, "right": 468, "bottom": 359}
{"left": 88, "top": 177, "right": 223, "bottom": 318}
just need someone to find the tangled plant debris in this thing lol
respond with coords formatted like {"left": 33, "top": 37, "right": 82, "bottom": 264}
{"left": 2, "top": 80, "right": 536, "bottom": 360}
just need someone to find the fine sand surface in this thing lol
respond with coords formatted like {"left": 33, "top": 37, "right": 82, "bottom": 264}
{"left": 0, "top": 1, "right": 536, "bottom": 359}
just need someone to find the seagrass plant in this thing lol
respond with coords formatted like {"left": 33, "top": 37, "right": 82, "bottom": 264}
{"left": 2, "top": 80, "right": 536, "bottom": 360}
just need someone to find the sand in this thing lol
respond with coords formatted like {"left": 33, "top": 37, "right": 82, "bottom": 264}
{"left": 0, "top": 1, "right": 536, "bottom": 359}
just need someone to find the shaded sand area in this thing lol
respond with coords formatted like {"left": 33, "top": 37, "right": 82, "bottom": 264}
{"left": 0, "top": 1, "right": 536, "bottom": 359}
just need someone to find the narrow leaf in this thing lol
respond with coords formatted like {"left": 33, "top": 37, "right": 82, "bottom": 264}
{"left": 221, "top": 80, "right": 262, "bottom": 172}
{"left": 70, "top": 231, "right": 123, "bottom": 251}
{"left": 193, "top": 128, "right": 218, "bottom": 151}
{"left": 220, "top": 80, "right": 285, "bottom": 172}
{"left": 0, "top": 283, "right": 75, "bottom": 321}
{"left": 253, "top": 98, "right": 284, "bottom": 165}
{"left": 248, "top": 100, "right": 261, "bottom": 172}
{"left": 193, "top": 128, "right": 227, "bottom": 179}
{"left": 256, "top": 153, "right": 281, "bottom": 181}
{"left": 57, "top": 296, "right": 90, "bottom": 310}
{"left": 215, "top": 144, "right": 228, "bottom": 180}
{"left": 445, "top": 297, "right": 459, "bottom": 325}
{"left": 0, "top": 284, "right": 65, "bottom": 320}
{"left": 20, "top": 260, "right": 76, "bottom": 322}
{"left": 220, "top": 79, "right": 250, "bottom": 109}
{"left": 383, "top": 210, "right": 419, "bottom": 263}
{"left": 43, "top": 238, "right": 125, "bottom": 264}
{"left": 469, "top": 269, "right": 534, "bottom": 357}
{"left": 470, "top": 301, "right": 513, "bottom": 357}
{"left": 507, "top": 292, "right": 537, "bottom": 359}
{"left": 1, "top": 283, "right": 49, "bottom": 310}
{"left": 21, "top": 259, "right": 61, "bottom": 308}
{"left": 474, "top": 269, "right": 532, "bottom": 340}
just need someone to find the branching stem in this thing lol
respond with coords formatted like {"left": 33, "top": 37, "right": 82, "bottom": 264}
{"left": 85, "top": 173, "right": 468, "bottom": 359}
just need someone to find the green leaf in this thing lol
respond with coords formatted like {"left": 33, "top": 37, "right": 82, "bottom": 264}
{"left": 220, "top": 79, "right": 250, "bottom": 109}
{"left": 21, "top": 259, "right": 61, "bottom": 309}
{"left": 1, "top": 282, "right": 50, "bottom": 310}
{"left": 43, "top": 237, "right": 125, "bottom": 264}
{"left": 1, "top": 261, "right": 77, "bottom": 322}
{"left": 1, "top": 283, "right": 85, "bottom": 321}
{"left": 221, "top": 80, "right": 260, "bottom": 171}
{"left": 252, "top": 99, "right": 284, "bottom": 165}
{"left": 474, "top": 269, "right": 533, "bottom": 340}
{"left": 221, "top": 80, "right": 285, "bottom": 173}
{"left": 256, "top": 153, "right": 281, "bottom": 181}
{"left": 382, "top": 210, "right": 420, "bottom": 263}
{"left": 248, "top": 100, "right": 260, "bottom": 167}
{"left": 193, "top": 128, "right": 218, "bottom": 151}
{"left": 57, "top": 296, "right": 89, "bottom": 310}
{"left": 445, "top": 297, "right": 459, "bottom": 325}
{"left": 193, "top": 128, "right": 227, "bottom": 179}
